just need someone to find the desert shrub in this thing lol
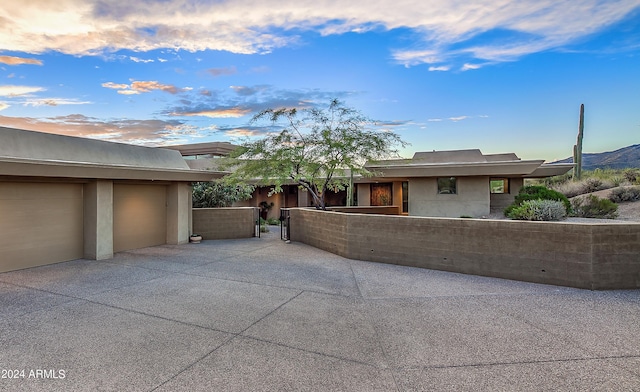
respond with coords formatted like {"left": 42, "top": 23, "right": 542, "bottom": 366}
{"left": 552, "top": 181, "right": 588, "bottom": 198}
{"left": 551, "top": 175, "right": 618, "bottom": 198}
{"left": 504, "top": 185, "right": 571, "bottom": 216}
{"left": 610, "top": 176, "right": 624, "bottom": 187}
{"left": 570, "top": 195, "right": 618, "bottom": 219}
{"left": 583, "top": 177, "right": 611, "bottom": 193}
{"left": 623, "top": 169, "right": 640, "bottom": 184}
{"left": 539, "top": 172, "right": 572, "bottom": 187}
{"left": 507, "top": 199, "right": 567, "bottom": 221}
{"left": 260, "top": 224, "right": 269, "bottom": 233}
{"left": 608, "top": 186, "right": 640, "bottom": 203}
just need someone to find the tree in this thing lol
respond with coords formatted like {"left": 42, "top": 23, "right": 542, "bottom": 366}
{"left": 224, "top": 99, "right": 406, "bottom": 210}
{"left": 192, "top": 179, "right": 254, "bottom": 208}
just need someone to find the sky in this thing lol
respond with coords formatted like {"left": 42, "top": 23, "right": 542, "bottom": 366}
{"left": 1, "top": 0, "right": 639, "bottom": 162}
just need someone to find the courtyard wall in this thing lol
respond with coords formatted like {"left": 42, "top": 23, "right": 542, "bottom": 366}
{"left": 193, "top": 207, "right": 258, "bottom": 240}
{"left": 288, "top": 208, "right": 640, "bottom": 290}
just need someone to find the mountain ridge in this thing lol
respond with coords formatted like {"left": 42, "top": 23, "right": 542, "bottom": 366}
{"left": 552, "top": 144, "right": 640, "bottom": 170}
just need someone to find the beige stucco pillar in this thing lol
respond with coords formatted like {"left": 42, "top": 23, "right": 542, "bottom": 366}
{"left": 167, "top": 182, "right": 191, "bottom": 245}
{"left": 357, "top": 183, "right": 370, "bottom": 206}
{"left": 297, "top": 188, "right": 310, "bottom": 207}
{"left": 84, "top": 180, "right": 114, "bottom": 260}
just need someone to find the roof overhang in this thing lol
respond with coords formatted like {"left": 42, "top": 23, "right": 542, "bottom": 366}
{"left": 164, "top": 141, "right": 238, "bottom": 157}
{"left": 0, "top": 157, "right": 225, "bottom": 182}
{"left": 365, "top": 160, "right": 546, "bottom": 178}
{"left": 524, "top": 163, "right": 574, "bottom": 178}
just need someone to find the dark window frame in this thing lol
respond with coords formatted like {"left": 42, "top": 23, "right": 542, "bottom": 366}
{"left": 437, "top": 177, "right": 457, "bottom": 194}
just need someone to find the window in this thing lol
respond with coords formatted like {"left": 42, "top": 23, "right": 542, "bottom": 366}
{"left": 490, "top": 178, "right": 510, "bottom": 194}
{"left": 402, "top": 181, "right": 409, "bottom": 213}
{"left": 437, "top": 177, "right": 456, "bottom": 194}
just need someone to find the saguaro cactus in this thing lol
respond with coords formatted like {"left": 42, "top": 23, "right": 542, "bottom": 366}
{"left": 573, "top": 104, "right": 584, "bottom": 180}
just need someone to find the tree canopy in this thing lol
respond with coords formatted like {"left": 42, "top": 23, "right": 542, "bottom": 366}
{"left": 192, "top": 179, "right": 255, "bottom": 208}
{"left": 224, "top": 99, "right": 406, "bottom": 209}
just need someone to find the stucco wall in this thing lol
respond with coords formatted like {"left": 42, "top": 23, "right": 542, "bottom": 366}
{"left": 193, "top": 207, "right": 257, "bottom": 239}
{"left": 356, "top": 183, "right": 371, "bottom": 206}
{"left": 409, "top": 176, "right": 490, "bottom": 217}
{"left": 289, "top": 208, "right": 640, "bottom": 290}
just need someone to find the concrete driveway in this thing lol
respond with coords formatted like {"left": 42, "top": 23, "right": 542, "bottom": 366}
{"left": 1, "top": 229, "right": 639, "bottom": 391}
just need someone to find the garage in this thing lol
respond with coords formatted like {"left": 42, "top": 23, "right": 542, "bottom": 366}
{"left": 113, "top": 184, "right": 167, "bottom": 252}
{"left": 1, "top": 126, "right": 220, "bottom": 271}
{"left": 0, "top": 182, "right": 84, "bottom": 273}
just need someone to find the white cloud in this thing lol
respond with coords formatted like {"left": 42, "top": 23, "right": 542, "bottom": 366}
{"left": 461, "top": 63, "right": 483, "bottom": 71}
{"left": 0, "top": 0, "right": 636, "bottom": 70}
{"left": 172, "top": 107, "right": 252, "bottom": 118}
{"left": 102, "top": 82, "right": 129, "bottom": 89}
{"left": 449, "top": 116, "right": 469, "bottom": 122}
{"left": 428, "top": 65, "right": 450, "bottom": 72}
{"left": 102, "top": 80, "right": 186, "bottom": 94}
{"left": 0, "top": 102, "right": 8, "bottom": 111}
{"left": 130, "top": 56, "right": 154, "bottom": 63}
{"left": 0, "top": 85, "right": 44, "bottom": 97}
{"left": 22, "top": 98, "right": 92, "bottom": 106}
{"left": 117, "top": 90, "right": 140, "bottom": 95}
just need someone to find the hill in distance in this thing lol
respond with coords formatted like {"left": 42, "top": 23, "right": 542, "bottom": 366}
{"left": 553, "top": 144, "right": 640, "bottom": 170}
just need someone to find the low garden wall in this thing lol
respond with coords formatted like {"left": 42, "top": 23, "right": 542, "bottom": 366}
{"left": 327, "top": 205, "right": 401, "bottom": 215}
{"left": 288, "top": 208, "right": 640, "bottom": 290}
{"left": 193, "top": 207, "right": 257, "bottom": 240}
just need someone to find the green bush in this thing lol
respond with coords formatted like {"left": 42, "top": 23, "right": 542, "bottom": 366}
{"left": 507, "top": 199, "right": 567, "bottom": 221}
{"left": 266, "top": 217, "right": 281, "bottom": 225}
{"left": 192, "top": 180, "right": 254, "bottom": 208}
{"left": 504, "top": 185, "right": 571, "bottom": 216}
{"left": 570, "top": 195, "right": 618, "bottom": 219}
{"left": 608, "top": 186, "right": 640, "bottom": 203}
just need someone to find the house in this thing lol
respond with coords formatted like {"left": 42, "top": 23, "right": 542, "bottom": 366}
{"left": 358, "top": 149, "right": 573, "bottom": 217}
{"left": 169, "top": 142, "right": 573, "bottom": 219}
{"left": 0, "top": 127, "right": 221, "bottom": 273}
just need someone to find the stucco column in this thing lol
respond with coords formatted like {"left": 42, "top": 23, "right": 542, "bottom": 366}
{"left": 167, "top": 182, "right": 191, "bottom": 245}
{"left": 357, "top": 183, "right": 370, "bottom": 206}
{"left": 297, "top": 188, "right": 309, "bottom": 207}
{"left": 83, "top": 180, "right": 114, "bottom": 260}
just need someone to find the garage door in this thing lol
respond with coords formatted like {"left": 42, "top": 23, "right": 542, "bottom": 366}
{"left": 0, "top": 182, "right": 84, "bottom": 273}
{"left": 113, "top": 184, "right": 167, "bottom": 252}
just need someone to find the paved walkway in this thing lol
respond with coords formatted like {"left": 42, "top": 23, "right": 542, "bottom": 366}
{"left": 1, "top": 229, "right": 639, "bottom": 391}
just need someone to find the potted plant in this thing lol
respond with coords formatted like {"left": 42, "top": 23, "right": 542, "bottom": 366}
{"left": 189, "top": 233, "right": 203, "bottom": 243}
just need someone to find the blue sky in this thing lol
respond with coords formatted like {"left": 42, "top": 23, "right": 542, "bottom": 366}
{"left": 1, "top": 1, "right": 639, "bottom": 161}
